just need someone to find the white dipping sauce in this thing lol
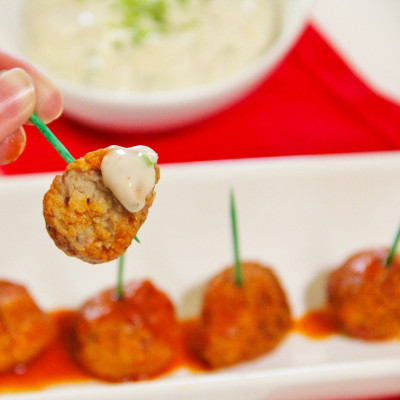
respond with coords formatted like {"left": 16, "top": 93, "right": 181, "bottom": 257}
{"left": 23, "top": 0, "right": 278, "bottom": 92}
{"left": 101, "top": 146, "right": 158, "bottom": 213}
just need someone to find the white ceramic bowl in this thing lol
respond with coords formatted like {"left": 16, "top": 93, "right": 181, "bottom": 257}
{"left": 0, "top": 0, "right": 313, "bottom": 133}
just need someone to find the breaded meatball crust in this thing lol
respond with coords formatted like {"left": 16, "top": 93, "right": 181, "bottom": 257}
{"left": 189, "top": 262, "right": 291, "bottom": 368}
{"left": 73, "top": 280, "right": 178, "bottom": 381}
{"left": 327, "top": 248, "right": 400, "bottom": 340}
{"left": 0, "top": 280, "right": 55, "bottom": 373}
{"left": 43, "top": 148, "right": 160, "bottom": 264}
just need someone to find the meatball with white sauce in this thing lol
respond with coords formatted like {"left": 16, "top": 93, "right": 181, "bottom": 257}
{"left": 43, "top": 146, "right": 159, "bottom": 264}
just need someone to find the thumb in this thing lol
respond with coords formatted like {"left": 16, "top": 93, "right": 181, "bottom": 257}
{"left": 0, "top": 68, "right": 36, "bottom": 142}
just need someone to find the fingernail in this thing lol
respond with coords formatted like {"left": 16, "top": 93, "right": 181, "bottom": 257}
{"left": 0, "top": 128, "right": 27, "bottom": 165}
{"left": 0, "top": 68, "right": 35, "bottom": 118}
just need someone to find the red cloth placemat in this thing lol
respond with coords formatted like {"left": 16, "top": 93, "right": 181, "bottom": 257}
{"left": 1, "top": 24, "right": 400, "bottom": 176}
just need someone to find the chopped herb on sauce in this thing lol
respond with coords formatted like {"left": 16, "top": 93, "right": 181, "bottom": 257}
{"left": 111, "top": 0, "right": 191, "bottom": 43}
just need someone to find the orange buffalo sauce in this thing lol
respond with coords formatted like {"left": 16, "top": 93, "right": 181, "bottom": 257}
{"left": 0, "top": 309, "right": 340, "bottom": 394}
{"left": 178, "top": 319, "right": 210, "bottom": 371}
{"left": 0, "top": 311, "right": 207, "bottom": 394}
{"left": 294, "top": 308, "right": 339, "bottom": 339}
{"left": 0, "top": 311, "right": 91, "bottom": 393}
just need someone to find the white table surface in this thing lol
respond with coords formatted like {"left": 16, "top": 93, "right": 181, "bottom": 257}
{"left": 311, "top": 0, "right": 400, "bottom": 103}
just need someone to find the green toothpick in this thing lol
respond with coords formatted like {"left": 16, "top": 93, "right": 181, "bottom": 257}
{"left": 115, "top": 253, "right": 125, "bottom": 300}
{"left": 30, "top": 113, "right": 75, "bottom": 164}
{"left": 384, "top": 224, "right": 400, "bottom": 267}
{"left": 230, "top": 189, "right": 243, "bottom": 287}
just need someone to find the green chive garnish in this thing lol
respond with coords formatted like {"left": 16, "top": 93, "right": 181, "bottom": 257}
{"left": 114, "top": 0, "right": 168, "bottom": 43}
{"left": 141, "top": 154, "right": 154, "bottom": 167}
{"left": 230, "top": 189, "right": 243, "bottom": 287}
{"left": 110, "top": 0, "right": 195, "bottom": 44}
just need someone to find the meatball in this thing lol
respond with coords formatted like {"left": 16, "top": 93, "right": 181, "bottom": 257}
{"left": 43, "top": 148, "right": 160, "bottom": 264}
{"left": 189, "top": 262, "right": 291, "bottom": 368}
{"left": 327, "top": 248, "right": 400, "bottom": 340}
{"left": 0, "top": 280, "right": 55, "bottom": 373}
{"left": 73, "top": 280, "right": 179, "bottom": 381}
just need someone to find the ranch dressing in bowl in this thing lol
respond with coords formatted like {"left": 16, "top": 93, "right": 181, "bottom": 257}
{"left": 101, "top": 146, "right": 158, "bottom": 213}
{"left": 22, "top": 0, "right": 278, "bottom": 92}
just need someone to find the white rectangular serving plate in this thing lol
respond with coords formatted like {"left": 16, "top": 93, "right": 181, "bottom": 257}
{"left": 1, "top": 152, "right": 400, "bottom": 400}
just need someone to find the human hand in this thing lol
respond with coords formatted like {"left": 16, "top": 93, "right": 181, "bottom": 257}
{"left": 0, "top": 51, "right": 63, "bottom": 165}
